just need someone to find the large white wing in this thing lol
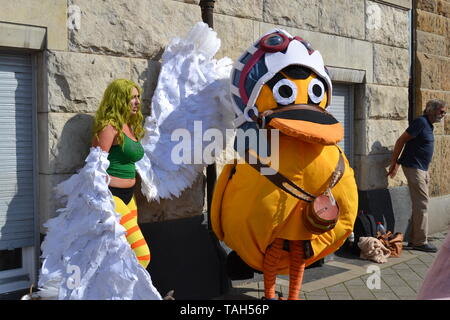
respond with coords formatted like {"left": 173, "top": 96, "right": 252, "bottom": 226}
{"left": 136, "top": 22, "right": 234, "bottom": 202}
{"left": 38, "top": 147, "right": 162, "bottom": 300}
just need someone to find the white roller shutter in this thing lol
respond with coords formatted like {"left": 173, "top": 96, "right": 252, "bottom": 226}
{"left": 328, "top": 84, "right": 353, "bottom": 164}
{"left": 0, "top": 53, "right": 35, "bottom": 250}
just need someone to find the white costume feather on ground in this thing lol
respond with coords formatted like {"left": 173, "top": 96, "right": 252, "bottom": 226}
{"left": 136, "top": 22, "right": 234, "bottom": 202}
{"left": 38, "top": 147, "right": 162, "bottom": 300}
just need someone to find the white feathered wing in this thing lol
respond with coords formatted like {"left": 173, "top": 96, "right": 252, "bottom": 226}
{"left": 136, "top": 22, "right": 235, "bottom": 202}
{"left": 38, "top": 147, "right": 162, "bottom": 300}
{"left": 36, "top": 22, "right": 234, "bottom": 299}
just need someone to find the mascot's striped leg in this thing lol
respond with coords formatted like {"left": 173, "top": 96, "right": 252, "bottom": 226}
{"left": 288, "top": 240, "right": 306, "bottom": 300}
{"left": 113, "top": 196, "right": 151, "bottom": 268}
{"left": 263, "top": 238, "right": 284, "bottom": 299}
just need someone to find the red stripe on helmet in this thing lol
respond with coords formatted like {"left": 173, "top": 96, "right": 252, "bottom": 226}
{"left": 238, "top": 48, "right": 265, "bottom": 105}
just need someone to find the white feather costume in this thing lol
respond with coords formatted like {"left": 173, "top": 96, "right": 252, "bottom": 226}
{"left": 137, "top": 22, "right": 234, "bottom": 201}
{"left": 38, "top": 147, "right": 162, "bottom": 300}
{"left": 36, "top": 22, "right": 234, "bottom": 300}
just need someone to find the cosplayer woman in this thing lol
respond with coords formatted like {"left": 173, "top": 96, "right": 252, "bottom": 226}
{"left": 36, "top": 23, "right": 228, "bottom": 300}
{"left": 37, "top": 78, "right": 161, "bottom": 299}
{"left": 92, "top": 79, "right": 151, "bottom": 268}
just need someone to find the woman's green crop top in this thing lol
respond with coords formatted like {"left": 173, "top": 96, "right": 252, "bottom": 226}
{"left": 106, "top": 134, "right": 144, "bottom": 179}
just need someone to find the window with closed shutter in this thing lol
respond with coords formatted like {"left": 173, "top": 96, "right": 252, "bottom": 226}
{"left": 0, "top": 53, "right": 35, "bottom": 251}
{"left": 327, "top": 83, "right": 354, "bottom": 164}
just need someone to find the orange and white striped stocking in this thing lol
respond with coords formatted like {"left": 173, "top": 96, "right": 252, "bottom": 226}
{"left": 113, "top": 196, "right": 151, "bottom": 268}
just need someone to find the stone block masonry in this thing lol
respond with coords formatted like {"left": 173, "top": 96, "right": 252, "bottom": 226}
{"left": 32, "top": 0, "right": 448, "bottom": 225}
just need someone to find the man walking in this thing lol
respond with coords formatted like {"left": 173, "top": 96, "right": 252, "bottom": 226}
{"left": 387, "top": 99, "right": 447, "bottom": 253}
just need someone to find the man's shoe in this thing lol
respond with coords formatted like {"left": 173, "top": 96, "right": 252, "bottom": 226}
{"left": 412, "top": 243, "right": 437, "bottom": 253}
{"left": 403, "top": 243, "right": 414, "bottom": 250}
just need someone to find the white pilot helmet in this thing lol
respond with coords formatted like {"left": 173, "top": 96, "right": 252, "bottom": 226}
{"left": 230, "top": 29, "right": 332, "bottom": 128}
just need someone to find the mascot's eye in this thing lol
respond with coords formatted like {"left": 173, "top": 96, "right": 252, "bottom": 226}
{"left": 308, "top": 78, "right": 325, "bottom": 104}
{"left": 272, "top": 79, "right": 297, "bottom": 105}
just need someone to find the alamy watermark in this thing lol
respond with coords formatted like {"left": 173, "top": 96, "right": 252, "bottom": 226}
{"left": 366, "top": 265, "right": 381, "bottom": 290}
{"left": 170, "top": 121, "right": 280, "bottom": 175}
{"left": 66, "top": 264, "right": 81, "bottom": 290}
{"left": 67, "top": 5, "right": 81, "bottom": 31}
{"left": 366, "top": 3, "right": 382, "bottom": 31}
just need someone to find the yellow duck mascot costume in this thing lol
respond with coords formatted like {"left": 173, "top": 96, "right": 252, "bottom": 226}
{"left": 211, "top": 29, "right": 358, "bottom": 300}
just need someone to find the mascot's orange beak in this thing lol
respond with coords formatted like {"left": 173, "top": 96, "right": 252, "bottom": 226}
{"left": 263, "top": 106, "right": 344, "bottom": 145}
{"left": 255, "top": 70, "right": 343, "bottom": 145}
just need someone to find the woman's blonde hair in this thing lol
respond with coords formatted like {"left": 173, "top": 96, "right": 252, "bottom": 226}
{"left": 93, "top": 79, "right": 144, "bottom": 146}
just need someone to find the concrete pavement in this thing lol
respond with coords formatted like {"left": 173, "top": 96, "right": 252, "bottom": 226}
{"left": 219, "top": 230, "right": 448, "bottom": 300}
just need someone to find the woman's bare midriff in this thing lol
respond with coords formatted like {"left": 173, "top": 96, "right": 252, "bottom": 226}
{"left": 109, "top": 175, "right": 136, "bottom": 188}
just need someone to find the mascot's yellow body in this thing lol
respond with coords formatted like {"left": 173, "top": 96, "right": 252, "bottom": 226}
{"left": 212, "top": 140, "right": 357, "bottom": 274}
{"left": 211, "top": 29, "right": 358, "bottom": 300}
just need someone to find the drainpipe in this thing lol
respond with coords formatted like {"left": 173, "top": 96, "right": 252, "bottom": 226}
{"left": 199, "top": 2, "right": 230, "bottom": 298}
{"left": 199, "top": 0, "right": 216, "bottom": 230}
{"left": 200, "top": 0, "right": 215, "bottom": 28}
{"left": 409, "top": 1, "right": 417, "bottom": 123}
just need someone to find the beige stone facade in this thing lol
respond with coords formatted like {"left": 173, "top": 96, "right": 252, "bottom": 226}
{"left": 415, "top": 0, "right": 450, "bottom": 197}
{"left": 0, "top": 0, "right": 67, "bottom": 50}
{"left": 0, "top": 0, "right": 448, "bottom": 234}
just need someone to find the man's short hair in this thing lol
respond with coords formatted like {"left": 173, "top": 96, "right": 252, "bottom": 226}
{"left": 424, "top": 99, "right": 447, "bottom": 115}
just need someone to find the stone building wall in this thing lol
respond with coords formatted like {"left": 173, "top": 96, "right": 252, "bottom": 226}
{"left": 40, "top": 0, "right": 205, "bottom": 228}
{"left": 37, "top": 0, "right": 417, "bottom": 228}
{"left": 415, "top": 0, "right": 450, "bottom": 197}
{"left": 2, "top": 0, "right": 449, "bottom": 294}
{"left": 178, "top": 1, "right": 413, "bottom": 194}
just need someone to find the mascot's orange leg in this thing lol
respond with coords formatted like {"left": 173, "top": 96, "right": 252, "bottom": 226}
{"left": 263, "top": 239, "right": 306, "bottom": 300}
{"left": 288, "top": 240, "right": 306, "bottom": 300}
{"left": 263, "top": 238, "right": 284, "bottom": 299}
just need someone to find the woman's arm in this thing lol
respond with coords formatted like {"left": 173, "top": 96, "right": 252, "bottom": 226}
{"left": 92, "top": 124, "right": 118, "bottom": 152}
